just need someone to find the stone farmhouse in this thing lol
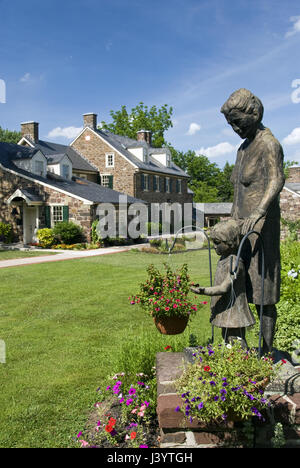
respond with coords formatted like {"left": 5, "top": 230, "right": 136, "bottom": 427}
{"left": 0, "top": 114, "right": 192, "bottom": 244}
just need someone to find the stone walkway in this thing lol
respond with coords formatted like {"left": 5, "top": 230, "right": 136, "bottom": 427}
{"left": 0, "top": 244, "right": 143, "bottom": 269}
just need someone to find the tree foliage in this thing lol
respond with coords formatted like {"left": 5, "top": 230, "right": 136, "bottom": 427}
{"left": 100, "top": 102, "right": 173, "bottom": 148}
{"left": 169, "top": 146, "right": 234, "bottom": 202}
{"left": 0, "top": 126, "right": 22, "bottom": 144}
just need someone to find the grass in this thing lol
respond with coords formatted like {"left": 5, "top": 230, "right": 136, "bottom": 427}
{"left": 0, "top": 248, "right": 258, "bottom": 448}
{"left": 0, "top": 250, "right": 57, "bottom": 261}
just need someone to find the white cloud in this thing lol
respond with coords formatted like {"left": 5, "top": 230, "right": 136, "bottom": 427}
{"left": 282, "top": 127, "right": 300, "bottom": 146}
{"left": 291, "top": 79, "right": 300, "bottom": 104}
{"left": 186, "top": 122, "right": 201, "bottom": 135}
{"left": 47, "top": 126, "right": 83, "bottom": 140}
{"left": 285, "top": 16, "right": 300, "bottom": 38}
{"left": 197, "top": 141, "right": 238, "bottom": 158}
{"left": 20, "top": 72, "right": 31, "bottom": 83}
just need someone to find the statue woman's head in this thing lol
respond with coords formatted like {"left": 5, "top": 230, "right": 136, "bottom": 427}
{"left": 221, "top": 88, "right": 264, "bottom": 139}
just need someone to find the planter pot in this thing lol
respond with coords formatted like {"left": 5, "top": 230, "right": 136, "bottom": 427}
{"left": 154, "top": 316, "right": 189, "bottom": 335}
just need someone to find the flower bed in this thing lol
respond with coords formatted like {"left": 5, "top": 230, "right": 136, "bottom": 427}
{"left": 75, "top": 372, "right": 160, "bottom": 448}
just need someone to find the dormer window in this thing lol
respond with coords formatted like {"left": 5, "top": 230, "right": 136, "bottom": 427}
{"left": 34, "top": 160, "right": 44, "bottom": 176}
{"left": 62, "top": 164, "right": 70, "bottom": 179}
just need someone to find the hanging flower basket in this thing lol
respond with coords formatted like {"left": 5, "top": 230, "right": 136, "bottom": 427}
{"left": 129, "top": 263, "right": 201, "bottom": 336}
{"left": 154, "top": 315, "right": 189, "bottom": 335}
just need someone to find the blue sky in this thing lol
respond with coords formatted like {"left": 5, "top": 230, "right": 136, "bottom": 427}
{"left": 0, "top": 0, "right": 300, "bottom": 168}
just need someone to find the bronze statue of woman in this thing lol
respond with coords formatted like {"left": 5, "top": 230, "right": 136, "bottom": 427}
{"left": 220, "top": 88, "right": 285, "bottom": 355}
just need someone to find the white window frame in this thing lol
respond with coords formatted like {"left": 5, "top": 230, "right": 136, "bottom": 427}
{"left": 165, "top": 177, "right": 170, "bottom": 193}
{"left": 143, "top": 174, "right": 149, "bottom": 191}
{"left": 177, "top": 179, "right": 182, "bottom": 194}
{"left": 101, "top": 174, "right": 111, "bottom": 188}
{"left": 105, "top": 153, "right": 115, "bottom": 168}
{"left": 51, "top": 205, "right": 64, "bottom": 227}
{"left": 155, "top": 175, "right": 160, "bottom": 192}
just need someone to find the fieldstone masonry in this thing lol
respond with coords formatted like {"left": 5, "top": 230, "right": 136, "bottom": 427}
{"left": 156, "top": 351, "right": 300, "bottom": 448}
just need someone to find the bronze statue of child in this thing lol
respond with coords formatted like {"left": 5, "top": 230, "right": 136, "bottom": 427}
{"left": 191, "top": 219, "right": 255, "bottom": 348}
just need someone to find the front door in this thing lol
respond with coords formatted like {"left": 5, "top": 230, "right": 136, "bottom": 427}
{"left": 24, "top": 207, "right": 38, "bottom": 244}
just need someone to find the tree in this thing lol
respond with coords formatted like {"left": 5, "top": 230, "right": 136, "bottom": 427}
{"left": 170, "top": 146, "right": 234, "bottom": 202}
{"left": 100, "top": 102, "right": 173, "bottom": 148}
{"left": 0, "top": 126, "right": 21, "bottom": 144}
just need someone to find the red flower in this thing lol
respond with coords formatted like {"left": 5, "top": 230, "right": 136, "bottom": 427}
{"left": 203, "top": 365, "right": 211, "bottom": 372}
{"left": 109, "top": 417, "right": 117, "bottom": 427}
{"left": 164, "top": 345, "right": 172, "bottom": 350}
{"left": 105, "top": 424, "right": 114, "bottom": 433}
{"left": 130, "top": 431, "right": 137, "bottom": 439}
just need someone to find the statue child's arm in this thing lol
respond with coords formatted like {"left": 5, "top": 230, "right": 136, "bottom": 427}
{"left": 190, "top": 275, "right": 232, "bottom": 296}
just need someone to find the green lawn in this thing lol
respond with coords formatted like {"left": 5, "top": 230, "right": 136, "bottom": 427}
{"left": 0, "top": 250, "right": 57, "bottom": 260}
{"left": 0, "top": 249, "right": 220, "bottom": 448}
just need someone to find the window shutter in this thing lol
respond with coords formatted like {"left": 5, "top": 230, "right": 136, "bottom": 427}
{"left": 176, "top": 179, "right": 179, "bottom": 193}
{"left": 141, "top": 174, "right": 144, "bottom": 191}
{"left": 45, "top": 206, "right": 51, "bottom": 228}
{"left": 63, "top": 206, "right": 69, "bottom": 222}
{"left": 163, "top": 177, "right": 166, "bottom": 192}
{"left": 108, "top": 175, "right": 114, "bottom": 189}
{"left": 170, "top": 178, "right": 173, "bottom": 193}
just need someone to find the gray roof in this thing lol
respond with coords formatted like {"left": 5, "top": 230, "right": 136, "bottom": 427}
{"left": 95, "top": 129, "right": 189, "bottom": 178}
{"left": 0, "top": 142, "right": 144, "bottom": 204}
{"left": 194, "top": 202, "right": 233, "bottom": 215}
{"left": 30, "top": 139, "right": 98, "bottom": 173}
{"left": 285, "top": 183, "right": 300, "bottom": 194}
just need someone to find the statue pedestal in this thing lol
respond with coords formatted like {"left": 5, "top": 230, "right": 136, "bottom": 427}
{"left": 156, "top": 350, "right": 300, "bottom": 448}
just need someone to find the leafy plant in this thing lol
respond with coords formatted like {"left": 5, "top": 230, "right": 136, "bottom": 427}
{"left": 53, "top": 221, "right": 84, "bottom": 245}
{"left": 91, "top": 220, "right": 102, "bottom": 245}
{"left": 36, "top": 228, "right": 55, "bottom": 248}
{"left": 0, "top": 222, "right": 13, "bottom": 243}
{"left": 130, "top": 263, "right": 200, "bottom": 319}
{"left": 175, "top": 341, "right": 279, "bottom": 424}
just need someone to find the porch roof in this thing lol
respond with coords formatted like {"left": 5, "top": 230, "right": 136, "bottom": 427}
{"left": 6, "top": 188, "right": 43, "bottom": 206}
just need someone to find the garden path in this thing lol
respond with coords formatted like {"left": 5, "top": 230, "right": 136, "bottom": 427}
{"left": 0, "top": 244, "right": 145, "bottom": 268}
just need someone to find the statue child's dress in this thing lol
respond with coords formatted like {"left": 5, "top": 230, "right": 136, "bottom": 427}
{"left": 209, "top": 254, "right": 255, "bottom": 329}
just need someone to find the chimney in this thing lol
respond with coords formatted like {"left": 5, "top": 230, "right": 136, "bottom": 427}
{"left": 137, "top": 129, "right": 152, "bottom": 146}
{"left": 21, "top": 121, "right": 39, "bottom": 143}
{"left": 83, "top": 113, "right": 97, "bottom": 130}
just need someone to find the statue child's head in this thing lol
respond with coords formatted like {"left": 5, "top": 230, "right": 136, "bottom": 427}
{"left": 210, "top": 219, "right": 241, "bottom": 256}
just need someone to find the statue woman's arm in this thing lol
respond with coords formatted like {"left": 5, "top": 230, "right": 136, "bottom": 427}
{"left": 241, "top": 139, "right": 285, "bottom": 235}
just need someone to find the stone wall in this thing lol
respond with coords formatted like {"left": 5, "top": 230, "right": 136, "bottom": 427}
{"left": 0, "top": 167, "right": 94, "bottom": 242}
{"left": 286, "top": 166, "right": 300, "bottom": 183}
{"left": 71, "top": 128, "right": 136, "bottom": 197}
{"left": 156, "top": 351, "right": 300, "bottom": 448}
{"left": 280, "top": 187, "right": 300, "bottom": 239}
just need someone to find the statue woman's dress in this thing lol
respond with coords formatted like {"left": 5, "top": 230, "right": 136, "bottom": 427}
{"left": 230, "top": 127, "right": 284, "bottom": 305}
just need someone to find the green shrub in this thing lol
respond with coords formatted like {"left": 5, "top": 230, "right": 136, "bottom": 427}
{"left": 37, "top": 228, "right": 55, "bottom": 248}
{"left": 274, "top": 301, "right": 300, "bottom": 353}
{"left": 0, "top": 222, "right": 13, "bottom": 243}
{"left": 280, "top": 241, "right": 300, "bottom": 303}
{"left": 53, "top": 221, "right": 84, "bottom": 245}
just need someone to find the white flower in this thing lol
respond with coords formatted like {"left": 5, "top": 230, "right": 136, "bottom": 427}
{"left": 288, "top": 269, "right": 298, "bottom": 279}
